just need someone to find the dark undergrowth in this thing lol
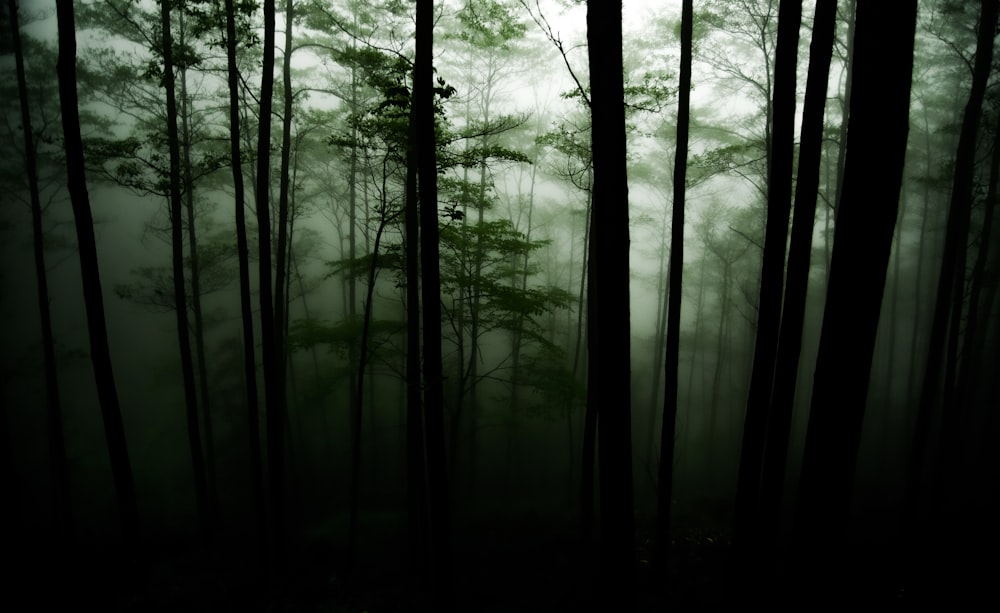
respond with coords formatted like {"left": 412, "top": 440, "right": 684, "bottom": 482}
{"left": 3, "top": 510, "right": 991, "bottom": 612}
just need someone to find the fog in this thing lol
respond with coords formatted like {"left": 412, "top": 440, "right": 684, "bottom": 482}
{"left": 1, "top": 0, "right": 996, "bottom": 610}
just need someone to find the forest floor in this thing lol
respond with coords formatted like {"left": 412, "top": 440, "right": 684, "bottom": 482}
{"left": 8, "top": 508, "right": 985, "bottom": 611}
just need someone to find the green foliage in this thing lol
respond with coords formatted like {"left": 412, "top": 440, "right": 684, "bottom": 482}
{"left": 288, "top": 316, "right": 404, "bottom": 357}
{"left": 518, "top": 344, "right": 584, "bottom": 419}
{"left": 452, "top": 0, "right": 528, "bottom": 50}
{"left": 439, "top": 219, "right": 572, "bottom": 335}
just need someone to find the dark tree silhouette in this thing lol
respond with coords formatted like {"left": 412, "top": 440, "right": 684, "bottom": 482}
{"left": 759, "top": 0, "right": 839, "bottom": 554}
{"left": 255, "top": 0, "right": 285, "bottom": 572}
{"left": 904, "top": 0, "right": 998, "bottom": 600}
{"left": 10, "top": 0, "right": 72, "bottom": 542}
{"left": 907, "top": 0, "right": 998, "bottom": 511}
{"left": 587, "top": 0, "right": 635, "bottom": 608}
{"left": 223, "top": 0, "right": 266, "bottom": 563}
{"left": 404, "top": 98, "right": 428, "bottom": 601}
{"left": 730, "top": 2, "right": 800, "bottom": 591}
{"left": 160, "top": 0, "right": 211, "bottom": 545}
{"left": 793, "top": 0, "right": 917, "bottom": 602}
{"left": 55, "top": 0, "right": 139, "bottom": 549}
{"left": 654, "top": 0, "right": 692, "bottom": 571}
{"left": 416, "top": 1, "right": 453, "bottom": 610}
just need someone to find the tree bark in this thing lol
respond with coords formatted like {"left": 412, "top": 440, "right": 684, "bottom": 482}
{"left": 223, "top": 0, "right": 266, "bottom": 565}
{"left": 416, "top": 1, "right": 453, "bottom": 609}
{"left": 56, "top": 0, "right": 140, "bottom": 551}
{"left": 653, "top": 0, "right": 692, "bottom": 572}
{"left": 730, "top": 2, "right": 801, "bottom": 585}
{"left": 587, "top": 0, "right": 635, "bottom": 607}
{"left": 758, "top": 0, "right": 838, "bottom": 555}
{"left": 161, "top": 0, "right": 211, "bottom": 545}
{"left": 256, "top": 0, "right": 285, "bottom": 572}
{"left": 793, "top": 1, "right": 917, "bottom": 603}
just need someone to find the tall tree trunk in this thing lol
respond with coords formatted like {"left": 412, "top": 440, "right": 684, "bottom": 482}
{"left": 224, "top": 0, "right": 266, "bottom": 565}
{"left": 161, "top": 0, "right": 211, "bottom": 545}
{"left": 11, "top": 0, "right": 73, "bottom": 543}
{"left": 177, "top": 16, "right": 217, "bottom": 529}
{"left": 273, "top": 0, "right": 295, "bottom": 542}
{"left": 793, "top": 2, "right": 917, "bottom": 604}
{"left": 587, "top": 0, "right": 635, "bottom": 607}
{"left": 404, "top": 98, "right": 428, "bottom": 600}
{"left": 653, "top": 0, "right": 692, "bottom": 572}
{"left": 256, "top": 0, "right": 284, "bottom": 572}
{"left": 758, "top": 0, "right": 838, "bottom": 557}
{"left": 416, "top": 1, "right": 453, "bottom": 609}
{"left": 348, "top": 203, "right": 393, "bottom": 569}
{"left": 731, "top": 2, "right": 801, "bottom": 588}
{"left": 57, "top": 0, "right": 139, "bottom": 551}
{"left": 577, "top": 178, "right": 595, "bottom": 539}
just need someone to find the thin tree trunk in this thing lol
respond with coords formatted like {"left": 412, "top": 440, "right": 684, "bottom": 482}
{"left": 256, "top": 0, "right": 284, "bottom": 572}
{"left": 224, "top": 0, "right": 266, "bottom": 565}
{"left": 653, "top": 0, "right": 692, "bottom": 572}
{"left": 758, "top": 0, "right": 838, "bottom": 557}
{"left": 12, "top": 0, "right": 73, "bottom": 543}
{"left": 731, "top": 2, "right": 801, "bottom": 587}
{"left": 57, "top": 0, "right": 139, "bottom": 553}
{"left": 348, "top": 204, "right": 394, "bottom": 569}
{"left": 161, "top": 0, "right": 211, "bottom": 545}
{"left": 177, "top": 19, "right": 217, "bottom": 529}
{"left": 957, "top": 113, "right": 1000, "bottom": 412}
{"left": 905, "top": 0, "right": 998, "bottom": 534}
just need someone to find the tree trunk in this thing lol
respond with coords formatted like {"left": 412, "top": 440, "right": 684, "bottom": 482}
{"left": 224, "top": 0, "right": 266, "bottom": 566}
{"left": 905, "top": 0, "right": 998, "bottom": 528}
{"left": 256, "top": 0, "right": 284, "bottom": 572}
{"left": 653, "top": 0, "right": 692, "bottom": 572}
{"left": 57, "top": 0, "right": 140, "bottom": 552}
{"left": 161, "top": 0, "right": 210, "bottom": 546}
{"left": 11, "top": 0, "right": 73, "bottom": 543}
{"left": 793, "top": 1, "right": 917, "bottom": 604}
{"left": 587, "top": 0, "right": 635, "bottom": 607}
{"left": 758, "top": 0, "right": 838, "bottom": 559}
{"left": 177, "top": 17, "right": 217, "bottom": 530}
{"left": 416, "top": 1, "right": 453, "bottom": 609}
{"left": 730, "top": 2, "right": 801, "bottom": 587}
{"left": 404, "top": 97, "right": 428, "bottom": 599}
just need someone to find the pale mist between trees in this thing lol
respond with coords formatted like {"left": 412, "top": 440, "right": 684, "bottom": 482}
{"left": 1, "top": 0, "right": 996, "bottom": 611}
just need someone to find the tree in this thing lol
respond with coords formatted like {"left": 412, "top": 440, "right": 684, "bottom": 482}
{"left": 9, "top": 0, "right": 72, "bottom": 543}
{"left": 55, "top": 0, "right": 140, "bottom": 551}
{"left": 161, "top": 0, "right": 212, "bottom": 545}
{"left": 759, "top": 0, "right": 839, "bottom": 561}
{"left": 222, "top": 0, "right": 267, "bottom": 565}
{"left": 793, "top": 0, "right": 918, "bottom": 603}
{"left": 904, "top": 0, "right": 998, "bottom": 598}
{"left": 653, "top": 0, "right": 692, "bottom": 572}
{"left": 587, "top": 0, "right": 634, "bottom": 608}
{"left": 415, "top": 1, "right": 453, "bottom": 610}
{"left": 730, "top": 2, "right": 800, "bottom": 586}
{"left": 254, "top": 0, "right": 288, "bottom": 574}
